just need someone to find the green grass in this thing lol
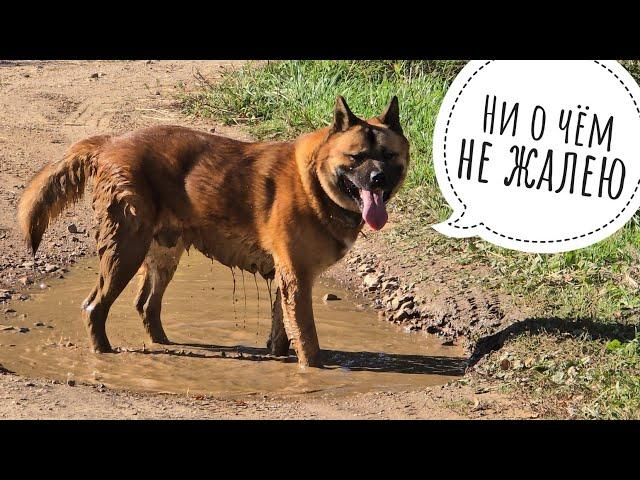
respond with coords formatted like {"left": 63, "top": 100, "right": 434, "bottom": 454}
{"left": 478, "top": 332, "right": 640, "bottom": 419}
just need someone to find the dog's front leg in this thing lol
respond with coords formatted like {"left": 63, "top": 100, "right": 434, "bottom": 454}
{"left": 276, "top": 264, "right": 322, "bottom": 367}
{"left": 267, "top": 288, "right": 291, "bottom": 356}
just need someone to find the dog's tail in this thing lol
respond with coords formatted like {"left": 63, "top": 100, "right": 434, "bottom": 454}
{"left": 17, "top": 135, "right": 111, "bottom": 255}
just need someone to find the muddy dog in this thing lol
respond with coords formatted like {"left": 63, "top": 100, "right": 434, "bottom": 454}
{"left": 17, "top": 96, "right": 409, "bottom": 367}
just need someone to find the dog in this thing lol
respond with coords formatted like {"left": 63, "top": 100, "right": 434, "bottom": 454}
{"left": 17, "top": 95, "right": 409, "bottom": 367}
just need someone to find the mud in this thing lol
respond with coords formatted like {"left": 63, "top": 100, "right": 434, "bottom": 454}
{"left": 0, "top": 252, "right": 465, "bottom": 398}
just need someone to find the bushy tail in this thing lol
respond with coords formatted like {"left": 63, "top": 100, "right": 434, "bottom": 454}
{"left": 17, "top": 135, "right": 111, "bottom": 254}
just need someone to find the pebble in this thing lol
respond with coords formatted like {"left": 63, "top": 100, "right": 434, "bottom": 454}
{"left": 322, "top": 293, "right": 340, "bottom": 302}
{"left": 399, "top": 301, "right": 415, "bottom": 311}
{"left": 381, "top": 280, "right": 399, "bottom": 291}
{"left": 44, "top": 264, "right": 59, "bottom": 273}
{"left": 363, "top": 273, "right": 382, "bottom": 288}
{"left": 67, "top": 223, "right": 78, "bottom": 234}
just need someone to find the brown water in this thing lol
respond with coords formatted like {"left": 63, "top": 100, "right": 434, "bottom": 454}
{"left": 0, "top": 252, "right": 466, "bottom": 398}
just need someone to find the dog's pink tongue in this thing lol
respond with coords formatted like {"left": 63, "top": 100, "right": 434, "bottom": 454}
{"left": 360, "top": 189, "right": 388, "bottom": 231}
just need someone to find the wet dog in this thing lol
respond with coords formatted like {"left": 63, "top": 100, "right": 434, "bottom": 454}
{"left": 18, "top": 96, "right": 410, "bottom": 367}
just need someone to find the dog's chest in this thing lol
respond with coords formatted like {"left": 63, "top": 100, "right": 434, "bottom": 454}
{"left": 186, "top": 227, "right": 275, "bottom": 278}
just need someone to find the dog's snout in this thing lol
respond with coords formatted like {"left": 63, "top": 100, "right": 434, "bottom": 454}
{"left": 370, "top": 170, "right": 386, "bottom": 189}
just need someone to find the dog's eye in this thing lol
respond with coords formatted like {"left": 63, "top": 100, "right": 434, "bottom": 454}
{"left": 347, "top": 152, "right": 366, "bottom": 162}
{"left": 382, "top": 150, "right": 396, "bottom": 161}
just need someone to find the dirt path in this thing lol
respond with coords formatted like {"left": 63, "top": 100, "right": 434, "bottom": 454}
{"left": 0, "top": 60, "right": 535, "bottom": 419}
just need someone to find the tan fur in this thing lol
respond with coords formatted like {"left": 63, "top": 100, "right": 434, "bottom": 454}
{"left": 17, "top": 135, "right": 111, "bottom": 253}
{"left": 17, "top": 97, "right": 409, "bottom": 367}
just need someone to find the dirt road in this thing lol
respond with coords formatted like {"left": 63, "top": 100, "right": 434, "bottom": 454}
{"left": 0, "top": 61, "right": 534, "bottom": 419}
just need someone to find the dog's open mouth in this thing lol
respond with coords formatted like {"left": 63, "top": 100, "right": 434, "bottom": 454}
{"left": 339, "top": 175, "right": 390, "bottom": 231}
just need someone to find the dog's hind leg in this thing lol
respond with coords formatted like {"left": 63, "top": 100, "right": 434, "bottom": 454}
{"left": 134, "top": 239, "right": 184, "bottom": 344}
{"left": 267, "top": 288, "right": 291, "bottom": 356}
{"left": 82, "top": 209, "right": 153, "bottom": 353}
{"left": 82, "top": 167, "right": 155, "bottom": 353}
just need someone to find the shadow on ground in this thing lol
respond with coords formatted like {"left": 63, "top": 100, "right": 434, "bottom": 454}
{"left": 470, "top": 317, "right": 640, "bottom": 365}
{"left": 130, "top": 341, "right": 468, "bottom": 376}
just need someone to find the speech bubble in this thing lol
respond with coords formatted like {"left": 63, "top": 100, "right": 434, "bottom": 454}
{"left": 432, "top": 60, "right": 640, "bottom": 253}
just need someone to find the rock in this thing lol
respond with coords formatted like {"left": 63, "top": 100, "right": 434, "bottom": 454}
{"left": 4, "top": 308, "right": 16, "bottom": 314}
{"left": 551, "top": 370, "right": 565, "bottom": 384}
{"left": 363, "top": 273, "right": 382, "bottom": 288}
{"left": 22, "top": 261, "right": 34, "bottom": 268}
{"left": 322, "top": 293, "right": 340, "bottom": 302}
{"left": 18, "top": 276, "right": 33, "bottom": 286}
{"left": 0, "top": 324, "right": 15, "bottom": 331}
{"left": 44, "top": 264, "right": 58, "bottom": 273}
{"left": 0, "top": 290, "right": 11, "bottom": 301}
{"left": 499, "top": 359, "right": 511, "bottom": 370}
{"left": 381, "top": 280, "right": 399, "bottom": 291}
{"left": 357, "top": 264, "right": 375, "bottom": 274}
{"left": 34, "top": 322, "right": 45, "bottom": 327}
{"left": 67, "top": 223, "right": 78, "bottom": 234}
{"left": 66, "top": 379, "right": 76, "bottom": 387}
{"left": 441, "top": 338, "right": 455, "bottom": 346}
{"left": 18, "top": 327, "right": 29, "bottom": 333}
{"left": 39, "top": 283, "right": 48, "bottom": 290}
{"left": 399, "top": 301, "right": 415, "bottom": 311}
{"left": 392, "top": 310, "right": 410, "bottom": 322}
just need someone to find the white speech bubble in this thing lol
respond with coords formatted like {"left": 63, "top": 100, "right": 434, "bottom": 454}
{"left": 432, "top": 60, "right": 640, "bottom": 253}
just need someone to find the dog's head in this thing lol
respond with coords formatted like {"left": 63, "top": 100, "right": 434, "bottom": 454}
{"left": 315, "top": 96, "right": 409, "bottom": 231}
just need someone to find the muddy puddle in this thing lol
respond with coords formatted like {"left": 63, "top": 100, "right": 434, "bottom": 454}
{"left": 0, "top": 252, "right": 466, "bottom": 398}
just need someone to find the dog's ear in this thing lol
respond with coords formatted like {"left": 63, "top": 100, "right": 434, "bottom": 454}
{"left": 331, "top": 95, "right": 359, "bottom": 133}
{"left": 378, "top": 96, "right": 402, "bottom": 134}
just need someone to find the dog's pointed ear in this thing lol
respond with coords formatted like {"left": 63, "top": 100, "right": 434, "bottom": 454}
{"left": 331, "top": 95, "right": 359, "bottom": 133}
{"left": 378, "top": 96, "right": 402, "bottom": 134}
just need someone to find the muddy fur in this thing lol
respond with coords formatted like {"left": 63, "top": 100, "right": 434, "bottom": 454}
{"left": 17, "top": 96, "right": 409, "bottom": 367}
